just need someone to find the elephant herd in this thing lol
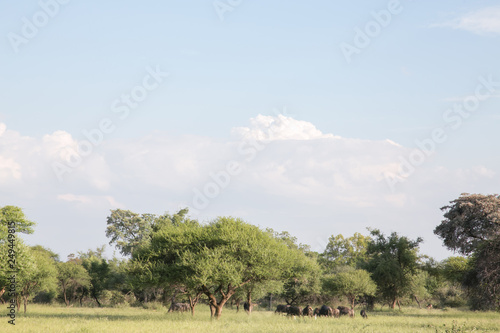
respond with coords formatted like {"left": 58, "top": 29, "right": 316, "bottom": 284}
{"left": 275, "top": 304, "right": 368, "bottom": 319}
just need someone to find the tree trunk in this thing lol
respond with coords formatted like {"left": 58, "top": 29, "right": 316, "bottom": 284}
{"left": 246, "top": 291, "right": 252, "bottom": 314}
{"left": 23, "top": 295, "right": 28, "bottom": 313}
{"left": 202, "top": 284, "right": 235, "bottom": 320}
{"left": 390, "top": 298, "right": 397, "bottom": 309}
{"left": 235, "top": 298, "right": 240, "bottom": 312}
{"left": 414, "top": 295, "right": 421, "bottom": 308}
{"left": 62, "top": 283, "right": 69, "bottom": 307}
{"left": 188, "top": 291, "right": 202, "bottom": 316}
{"left": 93, "top": 294, "right": 102, "bottom": 307}
{"left": 350, "top": 295, "right": 355, "bottom": 309}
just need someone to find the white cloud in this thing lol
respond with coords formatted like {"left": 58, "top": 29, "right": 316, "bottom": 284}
{"left": 1, "top": 115, "right": 498, "bottom": 260}
{"left": 232, "top": 114, "right": 338, "bottom": 141}
{"left": 434, "top": 6, "right": 500, "bottom": 35}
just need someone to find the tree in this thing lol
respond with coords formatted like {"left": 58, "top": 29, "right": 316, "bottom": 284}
{"left": 320, "top": 233, "right": 371, "bottom": 272}
{"left": 17, "top": 246, "right": 58, "bottom": 313}
{"left": 323, "top": 267, "right": 376, "bottom": 309}
{"left": 105, "top": 210, "right": 154, "bottom": 256}
{"left": 0, "top": 205, "right": 35, "bottom": 240}
{"left": 137, "top": 217, "right": 299, "bottom": 319}
{"left": 434, "top": 193, "right": 500, "bottom": 310}
{"left": 80, "top": 248, "right": 110, "bottom": 307}
{"left": 106, "top": 208, "right": 192, "bottom": 256}
{"left": 57, "top": 260, "right": 91, "bottom": 306}
{"left": 442, "top": 257, "right": 469, "bottom": 285}
{"left": 434, "top": 193, "right": 500, "bottom": 255}
{"left": 407, "top": 270, "right": 431, "bottom": 308}
{"left": 365, "top": 229, "right": 423, "bottom": 309}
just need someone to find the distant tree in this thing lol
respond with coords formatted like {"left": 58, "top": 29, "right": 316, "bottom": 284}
{"left": 0, "top": 205, "right": 35, "bottom": 240}
{"left": 106, "top": 208, "right": 192, "bottom": 256}
{"left": 105, "top": 210, "right": 154, "bottom": 256}
{"left": 434, "top": 193, "right": 500, "bottom": 310}
{"left": 407, "top": 270, "right": 431, "bottom": 308}
{"left": 323, "top": 267, "right": 376, "bottom": 309}
{"left": 320, "top": 233, "right": 371, "bottom": 272}
{"left": 442, "top": 257, "right": 469, "bottom": 285}
{"left": 434, "top": 193, "right": 500, "bottom": 255}
{"left": 17, "top": 246, "right": 58, "bottom": 313}
{"left": 365, "top": 229, "right": 423, "bottom": 309}
{"left": 268, "top": 228, "right": 321, "bottom": 306}
{"left": 80, "top": 248, "right": 110, "bottom": 307}
{"left": 57, "top": 260, "right": 91, "bottom": 306}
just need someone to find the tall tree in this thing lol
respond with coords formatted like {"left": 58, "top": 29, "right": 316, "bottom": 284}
{"left": 323, "top": 267, "right": 376, "bottom": 309}
{"left": 57, "top": 260, "right": 91, "bottom": 306}
{"left": 0, "top": 206, "right": 35, "bottom": 240}
{"left": 320, "top": 233, "right": 371, "bottom": 272}
{"left": 18, "top": 246, "right": 58, "bottom": 313}
{"left": 106, "top": 208, "right": 192, "bottom": 256}
{"left": 434, "top": 193, "right": 500, "bottom": 310}
{"left": 136, "top": 217, "right": 299, "bottom": 319}
{"left": 365, "top": 229, "right": 423, "bottom": 309}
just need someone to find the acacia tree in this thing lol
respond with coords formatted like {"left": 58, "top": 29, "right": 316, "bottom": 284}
{"left": 57, "top": 260, "right": 91, "bottom": 306}
{"left": 434, "top": 193, "right": 500, "bottom": 310}
{"left": 137, "top": 217, "right": 298, "bottom": 319}
{"left": 323, "top": 267, "right": 376, "bottom": 309}
{"left": 365, "top": 229, "right": 423, "bottom": 309}
{"left": 18, "top": 246, "right": 58, "bottom": 313}
{"left": 320, "top": 233, "right": 371, "bottom": 272}
{"left": 0, "top": 205, "right": 36, "bottom": 240}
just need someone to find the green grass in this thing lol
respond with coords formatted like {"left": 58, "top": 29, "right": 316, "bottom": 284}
{"left": 3, "top": 305, "right": 500, "bottom": 332}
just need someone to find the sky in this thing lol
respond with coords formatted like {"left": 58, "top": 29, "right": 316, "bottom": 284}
{"left": 1, "top": 0, "right": 499, "bottom": 260}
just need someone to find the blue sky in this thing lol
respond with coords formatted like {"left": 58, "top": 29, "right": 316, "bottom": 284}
{"left": 1, "top": 0, "right": 499, "bottom": 260}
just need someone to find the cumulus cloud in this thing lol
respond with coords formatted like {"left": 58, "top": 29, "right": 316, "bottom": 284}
{"left": 433, "top": 6, "right": 500, "bottom": 35}
{"left": 1, "top": 115, "right": 498, "bottom": 260}
{"left": 232, "top": 114, "right": 338, "bottom": 141}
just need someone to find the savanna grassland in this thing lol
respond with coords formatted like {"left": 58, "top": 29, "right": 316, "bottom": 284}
{"left": 5, "top": 305, "right": 500, "bottom": 333}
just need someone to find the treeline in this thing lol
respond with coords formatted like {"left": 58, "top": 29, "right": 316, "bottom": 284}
{"left": 0, "top": 193, "right": 499, "bottom": 318}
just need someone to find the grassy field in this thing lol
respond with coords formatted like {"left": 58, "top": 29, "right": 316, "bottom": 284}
{"left": 3, "top": 304, "right": 500, "bottom": 333}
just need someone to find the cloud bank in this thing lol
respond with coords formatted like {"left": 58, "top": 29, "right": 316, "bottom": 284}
{"left": 0, "top": 115, "right": 496, "bottom": 259}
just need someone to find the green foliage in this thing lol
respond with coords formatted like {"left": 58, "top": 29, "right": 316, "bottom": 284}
{"left": 106, "top": 208, "right": 194, "bottom": 256}
{"left": 16, "top": 245, "right": 58, "bottom": 312}
{"left": 0, "top": 205, "right": 36, "bottom": 240}
{"left": 365, "top": 229, "right": 423, "bottom": 308}
{"left": 434, "top": 193, "right": 500, "bottom": 255}
{"left": 322, "top": 267, "right": 376, "bottom": 308}
{"left": 435, "top": 193, "right": 500, "bottom": 310}
{"left": 320, "top": 233, "right": 371, "bottom": 272}
{"left": 81, "top": 251, "right": 111, "bottom": 307}
{"left": 442, "top": 257, "right": 469, "bottom": 284}
{"left": 57, "top": 260, "right": 91, "bottom": 306}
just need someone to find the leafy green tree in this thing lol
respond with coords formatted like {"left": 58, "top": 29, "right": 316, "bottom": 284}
{"left": 442, "top": 257, "right": 469, "bottom": 285}
{"left": 320, "top": 233, "right": 371, "bottom": 272}
{"left": 434, "top": 193, "right": 500, "bottom": 310}
{"left": 106, "top": 208, "right": 192, "bottom": 256}
{"left": 434, "top": 193, "right": 500, "bottom": 255}
{"left": 365, "top": 229, "right": 423, "bottom": 309}
{"left": 407, "top": 270, "right": 431, "bottom": 308}
{"left": 57, "top": 260, "right": 91, "bottom": 306}
{"left": 17, "top": 246, "right": 58, "bottom": 313}
{"left": 137, "top": 217, "right": 299, "bottom": 319}
{"left": 80, "top": 248, "right": 110, "bottom": 307}
{"left": 0, "top": 205, "right": 35, "bottom": 240}
{"left": 105, "top": 210, "right": 154, "bottom": 256}
{"left": 323, "top": 267, "right": 376, "bottom": 309}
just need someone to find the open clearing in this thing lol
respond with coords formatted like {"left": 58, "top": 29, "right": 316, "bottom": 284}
{"left": 4, "top": 305, "right": 500, "bottom": 332}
